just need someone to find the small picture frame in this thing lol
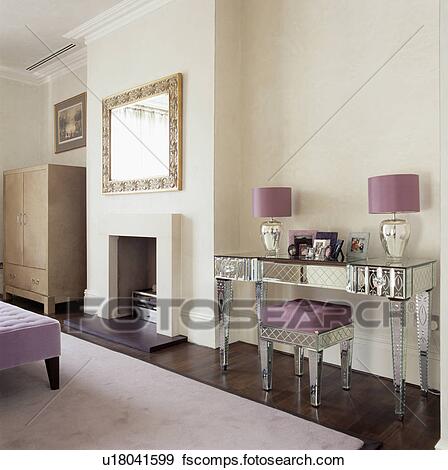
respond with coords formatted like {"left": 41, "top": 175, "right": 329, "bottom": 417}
{"left": 313, "top": 239, "right": 331, "bottom": 261}
{"left": 333, "top": 239, "right": 345, "bottom": 262}
{"left": 347, "top": 232, "right": 370, "bottom": 261}
{"left": 54, "top": 92, "right": 87, "bottom": 153}
{"left": 288, "top": 230, "right": 318, "bottom": 246}
{"left": 316, "top": 231, "right": 338, "bottom": 255}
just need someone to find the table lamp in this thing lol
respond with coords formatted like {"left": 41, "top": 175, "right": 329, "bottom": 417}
{"left": 252, "top": 187, "right": 292, "bottom": 255}
{"left": 368, "top": 174, "right": 420, "bottom": 260}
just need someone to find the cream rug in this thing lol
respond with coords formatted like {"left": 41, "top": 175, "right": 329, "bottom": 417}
{"left": 0, "top": 334, "right": 363, "bottom": 450}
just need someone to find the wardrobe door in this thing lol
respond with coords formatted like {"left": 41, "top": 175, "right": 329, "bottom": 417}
{"left": 23, "top": 169, "right": 48, "bottom": 269}
{"left": 4, "top": 172, "right": 24, "bottom": 266}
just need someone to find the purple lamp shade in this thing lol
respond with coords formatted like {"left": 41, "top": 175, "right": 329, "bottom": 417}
{"left": 252, "top": 187, "right": 292, "bottom": 218}
{"left": 368, "top": 174, "right": 420, "bottom": 214}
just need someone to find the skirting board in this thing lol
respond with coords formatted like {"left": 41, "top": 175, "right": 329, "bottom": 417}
{"left": 179, "top": 309, "right": 218, "bottom": 349}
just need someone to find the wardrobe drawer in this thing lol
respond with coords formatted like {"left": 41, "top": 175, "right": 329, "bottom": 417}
{"left": 4, "top": 264, "right": 27, "bottom": 291}
{"left": 4, "top": 264, "right": 48, "bottom": 295}
{"left": 23, "top": 266, "right": 48, "bottom": 295}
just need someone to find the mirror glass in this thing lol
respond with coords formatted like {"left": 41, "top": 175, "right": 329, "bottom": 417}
{"left": 110, "top": 93, "right": 169, "bottom": 181}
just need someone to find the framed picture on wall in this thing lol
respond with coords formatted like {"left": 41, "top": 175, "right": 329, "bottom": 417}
{"left": 54, "top": 92, "right": 87, "bottom": 153}
{"left": 347, "top": 232, "right": 370, "bottom": 261}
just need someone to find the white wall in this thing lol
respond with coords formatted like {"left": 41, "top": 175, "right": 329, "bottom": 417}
{"left": 0, "top": 68, "right": 87, "bottom": 292}
{"left": 86, "top": 0, "right": 216, "bottom": 346}
{"left": 214, "top": 0, "right": 242, "bottom": 254}
{"left": 0, "top": 77, "right": 47, "bottom": 263}
{"left": 215, "top": 0, "right": 440, "bottom": 387}
{"left": 438, "top": 0, "right": 447, "bottom": 450}
{"left": 44, "top": 66, "right": 87, "bottom": 167}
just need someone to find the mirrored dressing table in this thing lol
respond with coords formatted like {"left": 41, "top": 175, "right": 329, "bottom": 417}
{"left": 215, "top": 253, "right": 436, "bottom": 418}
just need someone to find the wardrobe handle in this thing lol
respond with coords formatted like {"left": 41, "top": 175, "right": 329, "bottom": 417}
{"left": 23, "top": 213, "right": 27, "bottom": 225}
{"left": 17, "top": 213, "right": 23, "bottom": 225}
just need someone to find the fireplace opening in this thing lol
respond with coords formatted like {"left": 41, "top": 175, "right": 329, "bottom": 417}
{"left": 117, "top": 236, "right": 157, "bottom": 322}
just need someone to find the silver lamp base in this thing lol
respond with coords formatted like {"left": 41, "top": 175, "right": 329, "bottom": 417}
{"left": 260, "top": 218, "right": 282, "bottom": 256}
{"left": 380, "top": 217, "right": 411, "bottom": 261}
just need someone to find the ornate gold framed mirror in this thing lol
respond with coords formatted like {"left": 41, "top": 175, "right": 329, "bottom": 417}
{"left": 102, "top": 73, "right": 182, "bottom": 193}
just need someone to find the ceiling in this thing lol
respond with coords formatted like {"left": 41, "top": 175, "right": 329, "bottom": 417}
{"left": 0, "top": 0, "right": 122, "bottom": 72}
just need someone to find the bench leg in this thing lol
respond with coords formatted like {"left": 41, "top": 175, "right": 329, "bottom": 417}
{"left": 309, "top": 350, "right": 323, "bottom": 407}
{"left": 45, "top": 357, "right": 60, "bottom": 390}
{"left": 294, "top": 346, "right": 304, "bottom": 376}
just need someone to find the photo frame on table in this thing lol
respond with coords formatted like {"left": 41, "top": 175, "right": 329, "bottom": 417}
{"left": 288, "top": 230, "right": 317, "bottom": 257}
{"left": 316, "top": 231, "right": 338, "bottom": 250}
{"left": 333, "top": 239, "right": 345, "bottom": 262}
{"left": 313, "top": 239, "right": 331, "bottom": 261}
{"left": 54, "top": 92, "right": 87, "bottom": 153}
{"left": 347, "top": 232, "right": 370, "bottom": 261}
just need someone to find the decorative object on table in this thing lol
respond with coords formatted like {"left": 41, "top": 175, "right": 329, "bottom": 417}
{"left": 316, "top": 231, "right": 338, "bottom": 255}
{"left": 252, "top": 187, "right": 292, "bottom": 255}
{"left": 288, "top": 230, "right": 317, "bottom": 245}
{"left": 54, "top": 92, "right": 87, "bottom": 153}
{"left": 333, "top": 239, "right": 345, "bottom": 262}
{"left": 305, "top": 247, "right": 315, "bottom": 259}
{"left": 288, "top": 230, "right": 317, "bottom": 257}
{"left": 324, "top": 245, "right": 333, "bottom": 260}
{"left": 346, "top": 232, "right": 370, "bottom": 261}
{"left": 313, "top": 239, "right": 330, "bottom": 261}
{"left": 102, "top": 74, "right": 183, "bottom": 193}
{"left": 288, "top": 244, "right": 298, "bottom": 257}
{"left": 296, "top": 237, "right": 312, "bottom": 257}
{"left": 368, "top": 174, "right": 420, "bottom": 260}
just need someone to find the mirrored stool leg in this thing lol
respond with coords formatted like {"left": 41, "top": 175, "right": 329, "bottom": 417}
{"left": 340, "top": 339, "right": 353, "bottom": 390}
{"left": 294, "top": 346, "right": 304, "bottom": 376}
{"left": 416, "top": 291, "right": 432, "bottom": 395}
{"left": 260, "top": 339, "right": 273, "bottom": 390}
{"left": 308, "top": 350, "right": 323, "bottom": 407}
{"left": 390, "top": 300, "right": 407, "bottom": 419}
{"left": 217, "top": 279, "right": 232, "bottom": 370}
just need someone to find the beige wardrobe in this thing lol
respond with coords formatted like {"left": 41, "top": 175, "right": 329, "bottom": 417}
{"left": 3, "top": 164, "right": 86, "bottom": 314}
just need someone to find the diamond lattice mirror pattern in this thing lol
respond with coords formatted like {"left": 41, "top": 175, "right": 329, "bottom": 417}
{"left": 102, "top": 73, "right": 182, "bottom": 193}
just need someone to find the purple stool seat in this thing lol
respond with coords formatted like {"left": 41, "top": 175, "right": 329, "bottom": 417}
{"left": 262, "top": 298, "right": 352, "bottom": 332}
{"left": 0, "top": 301, "right": 60, "bottom": 389}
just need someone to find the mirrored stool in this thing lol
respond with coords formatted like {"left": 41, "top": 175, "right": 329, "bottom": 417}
{"left": 259, "top": 299, "right": 354, "bottom": 407}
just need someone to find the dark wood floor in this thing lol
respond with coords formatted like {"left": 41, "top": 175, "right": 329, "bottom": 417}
{"left": 5, "top": 298, "right": 440, "bottom": 450}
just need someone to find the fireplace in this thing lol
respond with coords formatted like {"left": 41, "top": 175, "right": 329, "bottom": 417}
{"left": 116, "top": 236, "right": 157, "bottom": 321}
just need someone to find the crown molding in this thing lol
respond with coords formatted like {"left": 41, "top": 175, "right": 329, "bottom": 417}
{"left": 64, "top": 0, "right": 175, "bottom": 45}
{"left": 33, "top": 47, "right": 87, "bottom": 83}
{"left": 0, "top": 47, "right": 87, "bottom": 86}
{"left": 0, "top": 65, "right": 40, "bottom": 86}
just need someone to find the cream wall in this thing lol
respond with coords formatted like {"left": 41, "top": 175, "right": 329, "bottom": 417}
{"left": 0, "top": 68, "right": 87, "bottom": 292}
{"left": 214, "top": 0, "right": 243, "bottom": 255}
{"left": 44, "top": 66, "right": 87, "bottom": 167}
{"left": 215, "top": 0, "right": 440, "bottom": 386}
{"left": 0, "top": 77, "right": 47, "bottom": 263}
{"left": 438, "top": 0, "right": 447, "bottom": 450}
{"left": 86, "top": 0, "right": 216, "bottom": 346}
{"left": 0, "top": 69, "right": 87, "bottom": 234}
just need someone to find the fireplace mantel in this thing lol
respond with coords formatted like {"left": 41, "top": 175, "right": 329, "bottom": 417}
{"left": 87, "top": 213, "right": 181, "bottom": 338}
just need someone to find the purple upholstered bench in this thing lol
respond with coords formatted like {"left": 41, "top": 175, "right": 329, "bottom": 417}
{"left": 0, "top": 301, "right": 61, "bottom": 389}
{"left": 259, "top": 299, "right": 354, "bottom": 407}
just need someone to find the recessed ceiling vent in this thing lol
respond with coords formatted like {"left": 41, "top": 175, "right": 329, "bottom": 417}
{"left": 26, "top": 43, "right": 76, "bottom": 71}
